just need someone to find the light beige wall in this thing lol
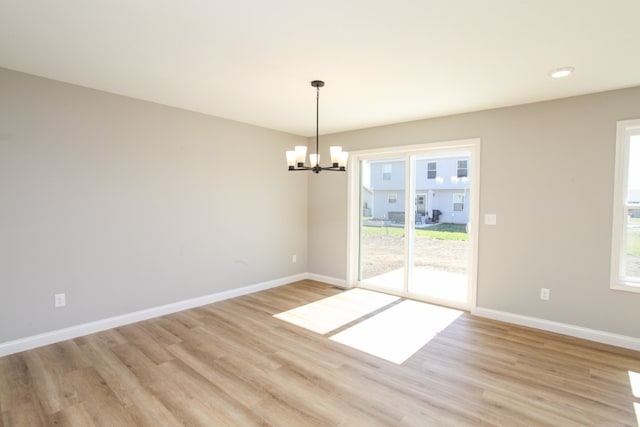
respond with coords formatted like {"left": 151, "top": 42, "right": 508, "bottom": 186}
{"left": 0, "top": 68, "right": 308, "bottom": 343}
{"left": 308, "top": 87, "right": 640, "bottom": 338}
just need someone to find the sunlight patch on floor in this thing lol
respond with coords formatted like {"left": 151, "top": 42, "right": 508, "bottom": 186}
{"left": 630, "top": 371, "right": 640, "bottom": 426}
{"left": 361, "top": 267, "right": 468, "bottom": 303}
{"left": 630, "top": 370, "right": 640, "bottom": 398}
{"left": 330, "top": 300, "right": 462, "bottom": 364}
{"left": 273, "top": 288, "right": 399, "bottom": 334}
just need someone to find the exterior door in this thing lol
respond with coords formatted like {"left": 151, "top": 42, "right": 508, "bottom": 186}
{"left": 349, "top": 139, "right": 479, "bottom": 310}
{"left": 407, "top": 154, "right": 471, "bottom": 305}
{"left": 416, "top": 194, "right": 426, "bottom": 218}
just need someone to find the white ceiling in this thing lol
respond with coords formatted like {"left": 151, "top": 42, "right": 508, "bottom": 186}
{"left": 1, "top": 0, "right": 639, "bottom": 137}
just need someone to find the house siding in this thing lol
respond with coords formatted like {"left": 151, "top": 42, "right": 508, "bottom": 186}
{"left": 367, "top": 156, "right": 471, "bottom": 224}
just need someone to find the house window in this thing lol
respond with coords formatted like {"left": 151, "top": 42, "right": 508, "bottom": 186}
{"left": 427, "top": 162, "right": 436, "bottom": 179}
{"left": 388, "top": 193, "right": 397, "bottom": 204}
{"left": 610, "top": 119, "right": 640, "bottom": 292}
{"left": 453, "top": 193, "right": 464, "bottom": 212}
{"left": 457, "top": 160, "right": 468, "bottom": 178}
{"left": 383, "top": 164, "right": 392, "bottom": 181}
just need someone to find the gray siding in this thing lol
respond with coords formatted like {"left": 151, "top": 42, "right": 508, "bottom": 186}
{"left": 367, "top": 157, "right": 470, "bottom": 224}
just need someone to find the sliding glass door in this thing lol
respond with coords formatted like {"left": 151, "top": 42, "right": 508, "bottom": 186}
{"left": 351, "top": 140, "right": 479, "bottom": 310}
{"left": 407, "top": 153, "right": 470, "bottom": 304}
{"left": 359, "top": 157, "right": 406, "bottom": 292}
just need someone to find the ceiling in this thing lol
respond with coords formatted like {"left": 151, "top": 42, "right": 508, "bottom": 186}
{"left": 1, "top": 0, "right": 639, "bottom": 137}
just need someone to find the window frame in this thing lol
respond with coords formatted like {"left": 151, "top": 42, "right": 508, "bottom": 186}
{"left": 610, "top": 119, "right": 640, "bottom": 293}
{"left": 453, "top": 192, "right": 465, "bottom": 212}
{"left": 382, "top": 164, "right": 392, "bottom": 181}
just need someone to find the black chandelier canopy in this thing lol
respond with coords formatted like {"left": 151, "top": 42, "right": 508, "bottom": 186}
{"left": 286, "top": 80, "right": 348, "bottom": 173}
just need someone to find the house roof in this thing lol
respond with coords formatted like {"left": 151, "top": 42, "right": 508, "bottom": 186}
{"left": 1, "top": 0, "right": 639, "bottom": 136}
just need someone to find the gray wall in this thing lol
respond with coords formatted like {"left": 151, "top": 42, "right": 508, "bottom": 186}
{"left": 0, "top": 68, "right": 308, "bottom": 343}
{"left": 3, "top": 65, "right": 639, "bottom": 344}
{"left": 308, "top": 87, "right": 640, "bottom": 339}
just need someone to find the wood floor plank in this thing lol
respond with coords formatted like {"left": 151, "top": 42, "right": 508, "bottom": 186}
{"left": 1, "top": 280, "right": 638, "bottom": 426}
{"left": 21, "top": 350, "right": 78, "bottom": 415}
{"left": 49, "top": 403, "right": 96, "bottom": 427}
{"left": 165, "top": 343, "right": 264, "bottom": 408}
{"left": 120, "top": 386, "right": 183, "bottom": 427}
{"left": 116, "top": 324, "right": 175, "bottom": 365}
{"left": 63, "top": 367, "right": 137, "bottom": 426}
{"left": 2, "top": 400, "right": 49, "bottom": 427}
{"left": 150, "top": 359, "right": 268, "bottom": 426}
{"left": 76, "top": 338, "right": 142, "bottom": 404}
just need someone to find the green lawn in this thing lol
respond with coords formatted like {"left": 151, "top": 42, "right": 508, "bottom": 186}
{"left": 362, "top": 223, "right": 468, "bottom": 241}
{"left": 628, "top": 230, "right": 640, "bottom": 256}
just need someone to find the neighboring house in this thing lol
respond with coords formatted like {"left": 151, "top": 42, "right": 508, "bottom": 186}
{"left": 630, "top": 189, "right": 640, "bottom": 217}
{"left": 362, "top": 185, "right": 373, "bottom": 217}
{"left": 366, "top": 155, "right": 471, "bottom": 224}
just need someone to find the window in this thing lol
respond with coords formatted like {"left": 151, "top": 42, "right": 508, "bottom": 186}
{"left": 383, "top": 164, "right": 392, "bottom": 181}
{"left": 388, "top": 193, "right": 397, "bottom": 204}
{"left": 457, "top": 160, "right": 468, "bottom": 178}
{"left": 611, "top": 119, "right": 640, "bottom": 292}
{"left": 427, "top": 162, "right": 436, "bottom": 179}
{"left": 453, "top": 193, "right": 464, "bottom": 212}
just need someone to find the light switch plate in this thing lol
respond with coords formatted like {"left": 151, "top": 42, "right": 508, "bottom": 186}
{"left": 54, "top": 293, "right": 66, "bottom": 308}
{"left": 484, "top": 214, "right": 497, "bottom": 225}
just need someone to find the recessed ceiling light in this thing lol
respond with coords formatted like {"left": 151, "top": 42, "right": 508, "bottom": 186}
{"left": 550, "top": 66, "right": 575, "bottom": 79}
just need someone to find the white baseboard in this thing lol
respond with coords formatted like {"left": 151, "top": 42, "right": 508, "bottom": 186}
{"left": 473, "top": 306, "right": 640, "bottom": 352}
{"left": 306, "top": 273, "right": 349, "bottom": 288}
{"left": 8, "top": 277, "right": 635, "bottom": 358}
{"left": 0, "top": 273, "right": 307, "bottom": 358}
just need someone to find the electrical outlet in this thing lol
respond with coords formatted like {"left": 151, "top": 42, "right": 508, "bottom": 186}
{"left": 54, "top": 293, "right": 66, "bottom": 308}
{"left": 292, "top": 254, "right": 297, "bottom": 263}
{"left": 540, "top": 288, "right": 550, "bottom": 301}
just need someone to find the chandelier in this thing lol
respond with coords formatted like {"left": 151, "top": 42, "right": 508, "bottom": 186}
{"left": 286, "top": 80, "right": 348, "bottom": 173}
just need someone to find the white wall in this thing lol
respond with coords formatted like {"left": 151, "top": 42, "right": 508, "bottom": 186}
{"left": 0, "top": 68, "right": 308, "bottom": 343}
{"left": 308, "top": 87, "right": 640, "bottom": 339}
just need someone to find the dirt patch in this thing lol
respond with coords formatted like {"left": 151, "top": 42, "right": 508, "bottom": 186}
{"left": 361, "top": 234, "right": 640, "bottom": 283}
{"left": 360, "top": 234, "right": 469, "bottom": 280}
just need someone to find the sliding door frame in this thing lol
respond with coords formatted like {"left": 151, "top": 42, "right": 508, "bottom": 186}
{"left": 346, "top": 139, "right": 481, "bottom": 311}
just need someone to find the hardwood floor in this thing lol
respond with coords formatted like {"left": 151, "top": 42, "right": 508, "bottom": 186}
{"left": 1, "top": 280, "right": 639, "bottom": 426}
